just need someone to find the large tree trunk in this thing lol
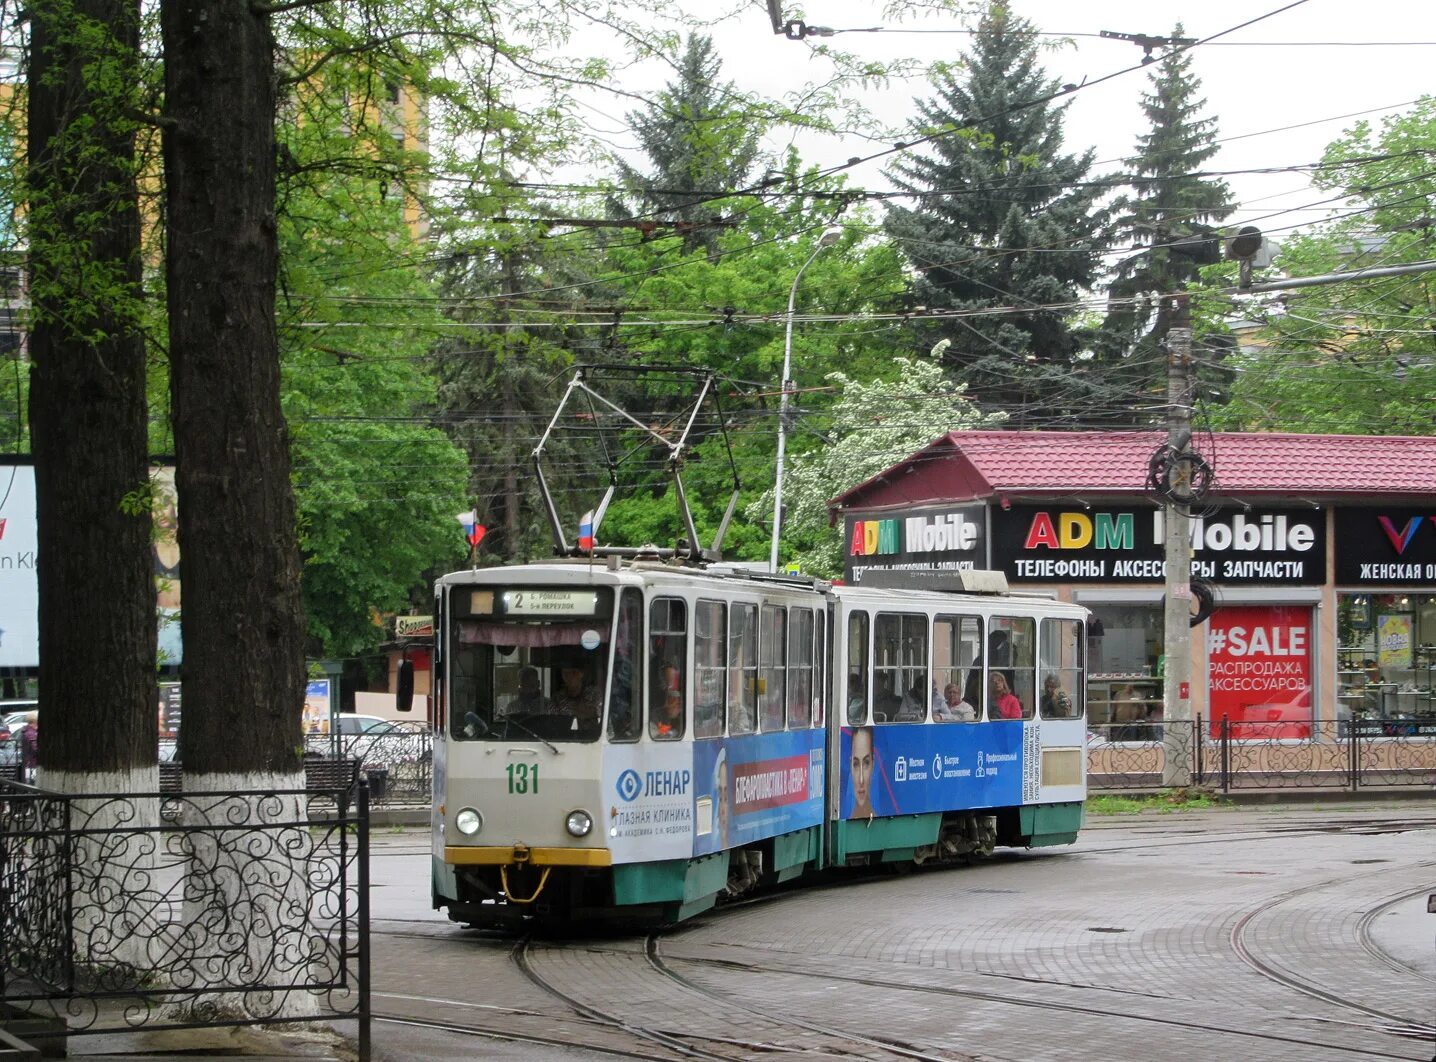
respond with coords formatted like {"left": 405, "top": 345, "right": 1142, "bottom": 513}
{"left": 28, "top": 0, "right": 157, "bottom": 782}
{"left": 162, "top": 0, "right": 305, "bottom": 779}
{"left": 28, "top": 0, "right": 161, "bottom": 977}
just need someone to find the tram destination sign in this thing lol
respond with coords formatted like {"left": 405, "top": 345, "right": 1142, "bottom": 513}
{"left": 498, "top": 589, "right": 600, "bottom": 615}
{"left": 843, "top": 505, "right": 987, "bottom": 585}
{"left": 990, "top": 505, "right": 1326, "bottom": 585}
{"left": 1334, "top": 507, "right": 1436, "bottom": 585}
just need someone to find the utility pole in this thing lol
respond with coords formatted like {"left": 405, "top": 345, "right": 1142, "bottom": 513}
{"left": 1162, "top": 293, "right": 1194, "bottom": 787}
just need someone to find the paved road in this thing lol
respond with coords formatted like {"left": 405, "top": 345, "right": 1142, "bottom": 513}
{"left": 367, "top": 802, "right": 1436, "bottom": 1060}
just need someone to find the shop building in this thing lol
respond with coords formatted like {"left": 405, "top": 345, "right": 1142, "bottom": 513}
{"left": 831, "top": 431, "right": 1436, "bottom": 738}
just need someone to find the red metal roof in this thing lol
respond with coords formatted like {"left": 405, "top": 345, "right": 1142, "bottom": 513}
{"left": 831, "top": 430, "right": 1436, "bottom": 510}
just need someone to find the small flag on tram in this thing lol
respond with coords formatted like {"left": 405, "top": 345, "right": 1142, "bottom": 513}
{"left": 577, "top": 511, "right": 595, "bottom": 552}
{"left": 456, "top": 510, "right": 486, "bottom": 548}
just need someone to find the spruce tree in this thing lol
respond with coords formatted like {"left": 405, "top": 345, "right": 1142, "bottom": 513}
{"left": 611, "top": 33, "right": 762, "bottom": 256}
{"left": 884, "top": 4, "right": 1111, "bottom": 427}
{"left": 1100, "top": 27, "right": 1233, "bottom": 420}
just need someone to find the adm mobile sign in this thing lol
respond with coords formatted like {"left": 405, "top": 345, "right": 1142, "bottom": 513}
{"left": 842, "top": 505, "right": 987, "bottom": 584}
{"left": 990, "top": 505, "right": 1325, "bottom": 585}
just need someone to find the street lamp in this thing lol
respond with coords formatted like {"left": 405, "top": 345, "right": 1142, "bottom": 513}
{"left": 769, "top": 226, "right": 842, "bottom": 572}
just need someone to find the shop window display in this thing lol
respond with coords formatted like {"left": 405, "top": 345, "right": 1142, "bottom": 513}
{"left": 1336, "top": 593, "right": 1436, "bottom": 734}
{"left": 1086, "top": 604, "right": 1163, "bottom": 730}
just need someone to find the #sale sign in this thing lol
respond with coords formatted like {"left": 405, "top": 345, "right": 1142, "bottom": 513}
{"left": 1206, "top": 605, "right": 1313, "bottom": 738}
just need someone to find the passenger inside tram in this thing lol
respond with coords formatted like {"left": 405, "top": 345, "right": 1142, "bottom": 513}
{"left": 989, "top": 672, "right": 1023, "bottom": 719}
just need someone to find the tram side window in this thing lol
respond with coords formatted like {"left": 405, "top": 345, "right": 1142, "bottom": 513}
{"left": 813, "top": 609, "right": 826, "bottom": 727}
{"left": 649, "top": 597, "right": 687, "bottom": 741}
{"left": 787, "top": 607, "right": 814, "bottom": 729}
{"left": 694, "top": 600, "right": 726, "bottom": 738}
{"left": 608, "top": 589, "right": 643, "bottom": 742}
{"left": 1039, "top": 617, "right": 1084, "bottom": 719}
{"left": 933, "top": 615, "right": 982, "bottom": 722}
{"left": 728, "top": 602, "right": 758, "bottom": 735}
{"left": 874, "top": 613, "right": 928, "bottom": 723}
{"left": 846, "top": 612, "right": 869, "bottom": 725}
{"left": 988, "top": 616, "right": 1036, "bottom": 720}
{"left": 759, "top": 604, "right": 786, "bottom": 731}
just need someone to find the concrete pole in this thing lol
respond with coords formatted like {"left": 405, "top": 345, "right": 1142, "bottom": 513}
{"left": 769, "top": 229, "right": 841, "bottom": 572}
{"left": 1163, "top": 294, "right": 1194, "bottom": 788}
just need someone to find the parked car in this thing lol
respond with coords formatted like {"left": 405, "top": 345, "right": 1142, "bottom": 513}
{"left": 309, "top": 713, "right": 421, "bottom": 771}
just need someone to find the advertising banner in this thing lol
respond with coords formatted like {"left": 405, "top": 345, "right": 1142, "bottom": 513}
{"left": 0, "top": 465, "right": 38, "bottom": 668}
{"left": 837, "top": 722, "right": 1023, "bottom": 818}
{"left": 843, "top": 505, "right": 987, "bottom": 585}
{"left": 690, "top": 730, "right": 824, "bottom": 857}
{"left": 601, "top": 743, "right": 701, "bottom": 862}
{"left": 1376, "top": 614, "right": 1413, "bottom": 670}
{"left": 1335, "top": 507, "right": 1436, "bottom": 585}
{"left": 158, "top": 682, "right": 182, "bottom": 741}
{"left": 303, "top": 679, "right": 333, "bottom": 735}
{"left": 1206, "top": 605, "right": 1313, "bottom": 738}
{"left": 991, "top": 505, "right": 1325, "bottom": 585}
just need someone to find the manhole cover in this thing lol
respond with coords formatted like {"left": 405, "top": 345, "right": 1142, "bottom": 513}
{"left": 1350, "top": 858, "right": 1390, "bottom": 864}
{"left": 1087, "top": 927, "right": 1128, "bottom": 934}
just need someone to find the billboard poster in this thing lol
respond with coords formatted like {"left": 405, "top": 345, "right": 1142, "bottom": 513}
{"left": 601, "top": 743, "right": 699, "bottom": 863}
{"left": 0, "top": 463, "right": 182, "bottom": 669}
{"left": 690, "top": 730, "right": 824, "bottom": 857}
{"left": 837, "top": 722, "right": 1023, "bottom": 818}
{"left": 158, "top": 682, "right": 182, "bottom": 740}
{"left": 1206, "top": 605, "right": 1312, "bottom": 738}
{"left": 303, "top": 679, "right": 333, "bottom": 734}
{"left": 0, "top": 464, "right": 38, "bottom": 668}
{"left": 990, "top": 505, "right": 1325, "bottom": 585}
{"left": 843, "top": 505, "right": 987, "bottom": 585}
{"left": 1376, "top": 614, "right": 1413, "bottom": 670}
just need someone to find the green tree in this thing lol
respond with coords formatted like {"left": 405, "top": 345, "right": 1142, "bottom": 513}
{"left": 1203, "top": 100, "right": 1436, "bottom": 435}
{"left": 610, "top": 33, "right": 762, "bottom": 256}
{"left": 883, "top": 4, "right": 1112, "bottom": 427}
{"left": 1100, "top": 27, "right": 1233, "bottom": 422}
{"left": 747, "top": 354, "right": 1004, "bottom": 576}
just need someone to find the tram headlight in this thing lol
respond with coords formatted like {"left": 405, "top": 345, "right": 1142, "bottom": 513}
{"left": 565, "top": 809, "right": 593, "bottom": 838}
{"left": 455, "top": 807, "right": 483, "bottom": 836}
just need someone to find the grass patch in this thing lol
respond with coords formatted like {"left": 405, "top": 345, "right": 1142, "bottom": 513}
{"left": 1087, "top": 787, "right": 1226, "bottom": 815}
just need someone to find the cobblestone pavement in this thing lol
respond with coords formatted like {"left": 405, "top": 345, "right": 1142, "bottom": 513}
{"left": 366, "top": 802, "right": 1436, "bottom": 1060}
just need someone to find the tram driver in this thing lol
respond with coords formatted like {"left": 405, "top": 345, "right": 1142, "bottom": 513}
{"left": 503, "top": 666, "right": 553, "bottom": 716}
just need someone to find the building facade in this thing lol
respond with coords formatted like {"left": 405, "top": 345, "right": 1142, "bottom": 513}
{"left": 831, "top": 431, "right": 1436, "bottom": 739}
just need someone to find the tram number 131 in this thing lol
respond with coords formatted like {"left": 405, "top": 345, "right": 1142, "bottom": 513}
{"left": 506, "top": 762, "right": 539, "bottom": 794}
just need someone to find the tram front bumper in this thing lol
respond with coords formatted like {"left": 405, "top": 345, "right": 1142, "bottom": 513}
{"left": 444, "top": 844, "right": 612, "bottom": 868}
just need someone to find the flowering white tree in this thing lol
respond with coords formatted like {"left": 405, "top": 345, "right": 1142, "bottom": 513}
{"left": 752, "top": 355, "right": 1005, "bottom": 577}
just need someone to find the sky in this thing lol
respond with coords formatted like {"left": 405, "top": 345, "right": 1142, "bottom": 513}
{"left": 582, "top": 0, "right": 1436, "bottom": 253}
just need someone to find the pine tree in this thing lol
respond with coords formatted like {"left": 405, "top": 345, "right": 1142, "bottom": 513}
{"left": 611, "top": 33, "right": 762, "bottom": 256}
{"left": 1100, "top": 27, "right": 1233, "bottom": 419}
{"left": 883, "top": 4, "right": 1111, "bottom": 427}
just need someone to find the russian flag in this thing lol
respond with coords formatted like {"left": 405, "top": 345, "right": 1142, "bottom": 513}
{"left": 577, "top": 510, "right": 595, "bottom": 552}
{"left": 456, "top": 510, "right": 486, "bottom": 548}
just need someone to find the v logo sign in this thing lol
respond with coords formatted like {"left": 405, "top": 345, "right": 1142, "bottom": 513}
{"left": 1377, "top": 515, "right": 1423, "bottom": 555}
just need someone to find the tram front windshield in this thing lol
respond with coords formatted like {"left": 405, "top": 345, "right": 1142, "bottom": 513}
{"left": 449, "top": 586, "right": 613, "bottom": 743}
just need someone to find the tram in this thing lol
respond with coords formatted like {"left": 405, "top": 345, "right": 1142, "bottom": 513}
{"left": 425, "top": 559, "right": 1089, "bottom": 930}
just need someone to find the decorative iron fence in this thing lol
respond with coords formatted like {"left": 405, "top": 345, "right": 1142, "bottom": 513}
{"left": 303, "top": 721, "right": 432, "bottom": 806}
{"left": 0, "top": 778, "right": 369, "bottom": 1059}
{"left": 1086, "top": 716, "right": 1436, "bottom": 791}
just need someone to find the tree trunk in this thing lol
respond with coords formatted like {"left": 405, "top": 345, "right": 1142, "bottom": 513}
{"left": 27, "top": 0, "right": 157, "bottom": 780}
{"left": 162, "top": 0, "right": 305, "bottom": 777}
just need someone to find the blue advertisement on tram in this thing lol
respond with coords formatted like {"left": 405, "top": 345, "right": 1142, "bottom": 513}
{"left": 839, "top": 723, "right": 1023, "bottom": 818}
{"left": 691, "top": 730, "right": 825, "bottom": 857}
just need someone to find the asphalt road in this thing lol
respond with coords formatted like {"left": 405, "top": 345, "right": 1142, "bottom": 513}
{"left": 366, "top": 801, "right": 1436, "bottom": 1061}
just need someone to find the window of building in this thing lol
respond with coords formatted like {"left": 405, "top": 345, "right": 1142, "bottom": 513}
{"left": 694, "top": 600, "right": 725, "bottom": 738}
{"left": 1085, "top": 603, "right": 1163, "bottom": 729}
{"left": 728, "top": 602, "right": 758, "bottom": 735}
{"left": 648, "top": 597, "right": 686, "bottom": 740}
{"left": 847, "top": 611, "right": 869, "bottom": 725}
{"left": 1039, "top": 618, "right": 1084, "bottom": 719}
{"left": 1335, "top": 593, "right": 1436, "bottom": 729}
{"left": 759, "top": 604, "right": 786, "bottom": 731}
{"left": 933, "top": 615, "right": 982, "bottom": 722}
{"left": 874, "top": 613, "right": 927, "bottom": 723}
